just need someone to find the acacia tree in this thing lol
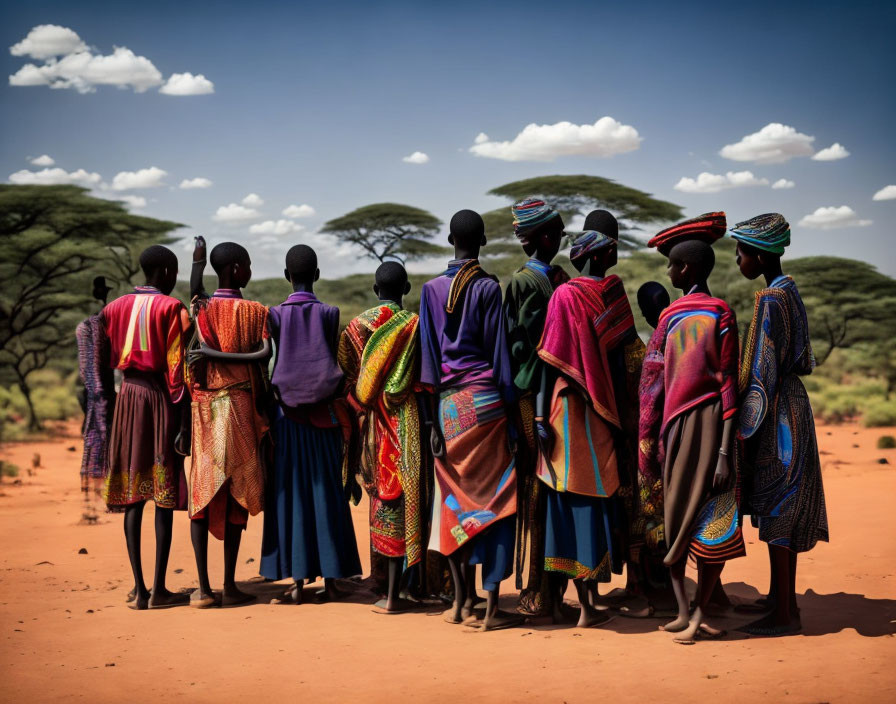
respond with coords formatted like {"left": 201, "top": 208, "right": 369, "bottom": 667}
{"left": 0, "top": 185, "right": 182, "bottom": 430}
{"left": 320, "top": 203, "right": 446, "bottom": 263}
{"left": 486, "top": 174, "right": 684, "bottom": 250}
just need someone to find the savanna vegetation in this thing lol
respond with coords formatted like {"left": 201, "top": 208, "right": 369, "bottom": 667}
{"left": 2, "top": 179, "right": 894, "bottom": 440}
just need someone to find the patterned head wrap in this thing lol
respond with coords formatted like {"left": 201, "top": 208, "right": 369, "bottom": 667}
{"left": 648, "top": 211, "right": 727, "bottom": 256}
{"left": 729, "top": 213, "right": 791, "bottom": 255}
{"left": 569, "top": 230, "right": 614, "bottom": 264}
{"left": 512, "top": 197, "right": 560, "bottom": 241}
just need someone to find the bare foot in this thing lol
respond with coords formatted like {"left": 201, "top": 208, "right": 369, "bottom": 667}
{"left": 372, "top": 597, "right": 417, "bottom": 614}
{"left": 739, "top": 612, "right": 802, "bottom": 636}
{"left": 190, "top": 589, "right": 219, "bottom": 609}
{"left": 443, "top": 604, "right": 463, "bottom": 624}
{"left": 222, "top": 586, "right": 256, "bottom": 607}
{"left": 126, "top": 587, "right": 137, "bottom": 603}
{"left": 128, "top": 590, "right": 150, "bottom": 611}
{"left": 673, "top": 619, "right": 701, "bottom": 644}
{"left": 577, "top": 606, "right": 613, "bottom": 629}
{"left": 481, "top": 609, "right": 526, "bottom": 631}
{"left": 659, "top": 615, "right": 690, "bottom": 632}
{"left": 316, "top": 579, "right": 351, "bottom": 602}
{"left": 148, "top": 589, "right": 190, "bottom": 609}
{"left": 551, "top": 601, "right": 580, "bottom": 624}
{"left": 271, "top": 584, "right": 303, "bottom": 605}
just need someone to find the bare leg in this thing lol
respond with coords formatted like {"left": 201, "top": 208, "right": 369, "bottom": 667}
{"left": 189, "top": 515, "right": 216, "bottom": 606}
{"left": 550, "top": 574, "right": 573, "bottom": 623}
{"left": 742, "top": 546, "right": 802, "bottom": 635}
{"left": 148, "top": 507, "right": 188, "bottom": 607}
{"left": 445, "top": 553, "right": 466, "bottom": 623}
{"left": 482, "top": 585, "right": 525, "bottom": 631}
{"left": 124, "top": 502, "right": 149, "bottom": 609}
{"left": 380, "top": 557, "right": 415, "bottom": 612}
{"left": 574, "top": 579, "right": 611, "bottom": 628}
{"left": 461, "top": 562, "right": 477, "bottom": 621}
{"left": 675, "top": 560, "right": 725, "bottom": 644}
{"left": 223, "top": 521, "right": 254, "bottom": 605}
{"left": 661, "top": 558, "right": 690, "bottom": 632}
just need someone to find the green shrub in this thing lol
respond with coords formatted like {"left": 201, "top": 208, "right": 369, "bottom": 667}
{"left": 0, "top": 461, "right": 20, "bottom": 478}
{"left": 877, "top": 435, "right": 896, "bottom": 449}
{"left": 863, "top": 399, "right": 896, "bottom": 428}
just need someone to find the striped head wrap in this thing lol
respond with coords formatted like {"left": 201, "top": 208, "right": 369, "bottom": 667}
{"left": 729, "top": 213, "right": 791, "bottom": 254}
{"left": 512, "top": 197, "right": 560, "bottom": 240}
{"left": 569, "top": 230, "right": 614, "bottom": 264}
{"left": 648, "top": 211, "right": 727, "bottom": 256}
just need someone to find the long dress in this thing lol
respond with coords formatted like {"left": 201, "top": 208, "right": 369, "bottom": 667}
{"left": 188, "top": 290, "right": 269, "bottom": 540}
{"left": 259, "top": 291, "right": 361, "bottom": 581}
{"left": 738, "top": 276, "right": 829, "bottom": 552}
{"left": 638, "top": 292, "right": 746, "bottom": 566}
{"left": 419, "top": 259, "right": 517, "bottom": 592}
{"left": 338, "top": 302, "right": 422, "bottom": 566}
{"left": 102, "top": 286, "right": 188, "bottom": 511}
{"left": 537, "top": 275, "right": 644, "bottom": 581}
{"left": 76, "top": 313, "right": 115, "bottom": 495}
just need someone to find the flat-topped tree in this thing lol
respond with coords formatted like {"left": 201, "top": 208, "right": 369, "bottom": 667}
{"left": 0, "top": 185, "right": 182, "bottom": 430}
{"left": 487, "top": 175, "right": 684, "bottom": 250}
{"left": 320, "top": 203, "right": 446, "bottom": 263}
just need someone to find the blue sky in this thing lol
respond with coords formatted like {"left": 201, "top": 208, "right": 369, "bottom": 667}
{"left": 2, "top": 0, "right": 895, "bottom": 278}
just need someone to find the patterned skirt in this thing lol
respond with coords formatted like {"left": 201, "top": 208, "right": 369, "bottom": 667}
{"left": 744, "top": 375, "right": 829, "bottom": 553}
{"left": 428, "top": 383, "right": 517, "bottom": 557}
{"left": 662, "top": 400, "right": 745, "bottom": 565}
{"left": 260, "top": 413, "right": 362, "bottom": 581}
{"left": 104, "top": 370, "right": 185, "bottom": 512}
{"left": 543, "top": 489, "right": 621, "bottom": 582}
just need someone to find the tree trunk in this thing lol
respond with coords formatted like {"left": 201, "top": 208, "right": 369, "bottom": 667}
{"left": 16, "top": 376, "right": 42, "bottom": 432}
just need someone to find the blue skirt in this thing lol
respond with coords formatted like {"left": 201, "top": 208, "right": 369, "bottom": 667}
{"left": 260, "top": 413, "right": 362, "bottom": 581}
{"left": 543, "top": 489, "right": 621, "bottom": 582}
{"left": 467, "top": 516, "right": 515, "bottom": 592}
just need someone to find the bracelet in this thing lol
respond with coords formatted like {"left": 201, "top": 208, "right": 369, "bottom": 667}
{"left": 718, "top": 448, "right": 729, "bottom": 456}
{"left": 534, "top": 416, "right": 545, "bottom": 422}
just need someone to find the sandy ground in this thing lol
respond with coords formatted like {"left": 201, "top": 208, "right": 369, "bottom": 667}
{"left": 1, "top": 423, "right": 895, "bottom": 703}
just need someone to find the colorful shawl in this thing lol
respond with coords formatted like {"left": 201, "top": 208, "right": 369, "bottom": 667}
{"left": 188, "top": 295, "right": 270, "bottom": 533}
{"left": 338, "top": 302, "right": 423, "bottom": 565}
{"left": 648, "top": 212, "right": 727, "bottom": 256}
{"left": 538, "top": 275, "right": 638, "bottom": 428}
{"left": 637, "top": 293, "right": 739, "bottom": 545}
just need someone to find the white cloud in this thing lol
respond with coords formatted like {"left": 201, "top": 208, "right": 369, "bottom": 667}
{"left": 111, "top": 166, "right": 167, "bottom": 190}
{"left": 159, "top": 72, "right": 214, "bottom": 96}
{"left": 213, "top": 203, "right": 261, "bottom": 223}
{"left": 674, "top": 170, "right": 769, "bottom": 194}
{"left": 9, "top": 25, "right": 87, "bottom": 59}
{"left": 29, "top": 154, "right": 55, "bottom": 166}
{"left": 772, "top": 178, "right": 795, "bottom": 190}
{"left": 241, "top": 193, "right": 264, "bottom": 207}
{"left": 798, "top": 206, "right": 872, "bottom": 229}
{"left": 402, "top": 151, "right": 430, "bottom": 164}
{"left": 10, "top": 47, "right": 164, "bottom": 93}
{"left": 114, "top": 194, "right": 147, "bottom": 209}
{"left": 179, "top": 177, "right": 213, "bottom": 189}
{"left": 248, "top": 219, "right": 304, "bottom": 236}
{"left": 8, "top": 167, "right": 101, "bottom": 186}
{"left": 720, "top": 123, "right": 816, "bottom": 164}
{"left": 282, "top": 204, "right": 316, "bottom": 218}
{"left": 469, "top": 116, "right": 642, "bottom": 162}
{"left": 811, "top": 143, "right": 850, "bottom": 161}
{"left": 8, "top": 25, "right": 213, "bottom": 97}
{"left": 872, "top": 185, "right": 896, "bottom": 201}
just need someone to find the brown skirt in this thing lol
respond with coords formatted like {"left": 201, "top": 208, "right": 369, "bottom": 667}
{"left": 662, "top": 400, "right": 721, "bottom": 565}
{"left": 104, "top": 371, "right": 185, "bottom": 511}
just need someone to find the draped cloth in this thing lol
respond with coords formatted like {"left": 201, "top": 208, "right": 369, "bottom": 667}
{"left": 76, "top": 313, "right": 115, "bottom": 491}
{"left": 503, "top": 258, "right": 568, "bottom": 599}
{"left": 419, "top": 263, "right": 517, "bottom": 574}
{"left": 537, "top": 275, "right": 644, "bottom": 578}
{"left": 738, "top": 276, "right": 828, "bottom": 552}
{"left": 188, "top": 294, "right": 269, "bottom": 540}
{"left": 102, "top": 288, "right": 188, "bottom": 510}
{"left": 638, "top": 293, "right": 744, "bottom": 565}
{"left": 338, "top": 302, "right": 423, "bottom": 566}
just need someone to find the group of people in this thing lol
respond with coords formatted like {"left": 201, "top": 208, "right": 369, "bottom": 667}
{"left": 76, "top": 199, "right": 828, "bottom": 642}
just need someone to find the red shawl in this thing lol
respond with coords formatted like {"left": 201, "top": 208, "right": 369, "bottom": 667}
{"left": 537, "top": 275, "right": 636, "bottom": 428}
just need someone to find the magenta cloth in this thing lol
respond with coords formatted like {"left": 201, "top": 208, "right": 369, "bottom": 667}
{"left": 538, "top": 275, "right": 637, "bottom": 428}
{"left": 269, "top": 291, "right": 344, "bottom": 408}
{"left": 419, "top": 263, "right": 515, "bottom": 401}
